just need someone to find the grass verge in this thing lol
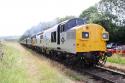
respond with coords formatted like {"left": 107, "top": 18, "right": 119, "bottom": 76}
{"left": 0, "top": 43, "right": 29, "bottom": 83}
{"left": 107, "top": 54, "right": 125, "bottom": 64}
{"left": 28, "top": 52, "right": 74, "bottom": 83}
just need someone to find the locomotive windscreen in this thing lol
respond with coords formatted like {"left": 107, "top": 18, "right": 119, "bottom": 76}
{"left": 64, "top": 18, "right": 85, "bottom": 31}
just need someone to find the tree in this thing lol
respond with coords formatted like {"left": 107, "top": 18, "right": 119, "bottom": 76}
{"left": 80, "top": 6, "right": 99, "bottom": 23}
{"left": 98, "top": 0, "right": 125, "bottom": 26}
{"left": 79, "top": 0, "right": 125, "bottom": 42}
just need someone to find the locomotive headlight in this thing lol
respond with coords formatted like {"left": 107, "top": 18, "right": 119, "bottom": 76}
{"left": 82, "top": 32, "right": 89, "bottom": 38}
{"left": 102, "top": 33, "right": 109, "bottom": 40}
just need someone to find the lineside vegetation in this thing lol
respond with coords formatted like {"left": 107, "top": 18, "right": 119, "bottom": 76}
{"left": 0, "top": 43, "right": 29, "bottom": 83}
{"left": 107, "top": 54, "right": 125, "bottom": 64}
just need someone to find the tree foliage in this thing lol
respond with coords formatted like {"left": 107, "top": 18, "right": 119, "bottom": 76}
{"left": 80, "top": 0, "right": 125, "bottom": 43}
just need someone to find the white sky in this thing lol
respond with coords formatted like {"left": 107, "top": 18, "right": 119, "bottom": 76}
{"left": 0, "top": 0, "right": 100, "bottom": 37}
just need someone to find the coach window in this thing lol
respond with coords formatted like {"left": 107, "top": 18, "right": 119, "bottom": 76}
{"left": 51, "top": 32, "right": 53, "bottom": 42}
{"left": 35, "top": 36, "right": 37, "bottom": 43}
{"left": 54, "top": 31, "right": 56, "bottom": 42}
{"left": 40, "top": 35, "right": 43, "bottom": 43}
{"left": 40, "top": 35, "right": 43, "bottom": 39}
{"left": 51, "top": 31, "right": 56, "bottom": 42}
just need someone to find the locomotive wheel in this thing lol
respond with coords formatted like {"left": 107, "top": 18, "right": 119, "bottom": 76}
{"left": 98, "top": 55, "right": 107, "bottom": 66}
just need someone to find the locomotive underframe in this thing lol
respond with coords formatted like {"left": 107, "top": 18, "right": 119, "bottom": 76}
{"left": 21, "top": 43, "right": 112, "bottom": 66}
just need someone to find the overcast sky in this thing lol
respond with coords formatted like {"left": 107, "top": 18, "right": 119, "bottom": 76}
{"left": 0, "top": 0, "right": 100, "bottom": 37}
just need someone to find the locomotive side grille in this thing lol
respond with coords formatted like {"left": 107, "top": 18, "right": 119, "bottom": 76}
{"left": 66, "top": 30, "right": 76, "bottom": 39}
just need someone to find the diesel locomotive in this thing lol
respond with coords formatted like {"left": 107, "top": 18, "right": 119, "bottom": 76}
{"left": 20, "top": 18, "right": 112, "bottom": 66}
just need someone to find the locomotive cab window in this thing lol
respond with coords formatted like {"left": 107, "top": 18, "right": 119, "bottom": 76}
{"left": 82, "top": 32, "right": 89, "bottom": 38}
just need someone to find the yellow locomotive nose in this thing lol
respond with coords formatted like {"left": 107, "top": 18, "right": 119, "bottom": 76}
{"left": 76, "top": 24, "right": 108, "bottom": 53}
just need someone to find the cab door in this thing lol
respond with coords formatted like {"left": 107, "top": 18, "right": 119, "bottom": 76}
{"left": 57, "top": 25, "right": 61, "bottom": 45}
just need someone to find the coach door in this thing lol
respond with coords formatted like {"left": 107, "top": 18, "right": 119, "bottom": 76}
{"left": 57, "top": 25, "right": 61, "bottom": 45}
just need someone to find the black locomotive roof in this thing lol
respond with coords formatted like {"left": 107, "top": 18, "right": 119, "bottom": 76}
{"left": 60, "top": 18, "right": 86, "bottom": 31}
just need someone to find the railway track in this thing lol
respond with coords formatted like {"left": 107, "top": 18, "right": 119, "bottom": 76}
{"left": 46, "top": 54, "right": 125, "bottom": 83}
{"left": 50, "top": 56, "right": 125, "bottom": 83}
{"left": 81, "top": 66, "right": 125, "bottom": 83}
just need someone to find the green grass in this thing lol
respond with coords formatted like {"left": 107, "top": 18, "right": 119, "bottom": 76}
{"left": 36, "top": 58, "right": 72, "bottom": 83}
{"left": 0, "top": 42, "right": 74, "bottom": 83}
{"left": 107, "top": 54, "right": 125, "bottom": 64}
{"left": 0, "top": 43, "right": 29, "bottom": 83}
